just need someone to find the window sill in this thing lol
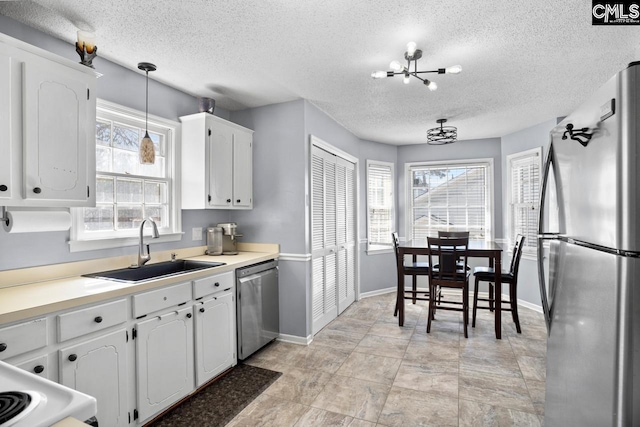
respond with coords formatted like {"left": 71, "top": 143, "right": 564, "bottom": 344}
{"left": 69, "top": 232, "right": 184, "bottom": 253}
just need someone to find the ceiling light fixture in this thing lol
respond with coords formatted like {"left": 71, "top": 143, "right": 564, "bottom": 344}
{"left": 371, "top": 42, "right": 461, "bottom": 90}
{"left": 138, "top": 62, "right": 157, "bottom": 165}
{"left": 427, "top": 119, "right": 457, "bottom": 145}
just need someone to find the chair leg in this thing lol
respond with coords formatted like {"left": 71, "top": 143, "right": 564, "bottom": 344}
{"left": 462, "top": 282, "right": 469, "bottom": 338}
{"left": 394, "top": 296, "right": 399, "bottom": 317}
{"left": 426, "top": 282, "right": 434, "bottom": 333}
{"left": 489, "top": 283, "right": 494, "bottom": 312}
{"left": 412, "top": 274, "right": 417, "bottom": 304}
{"left": 511, "top": 282, "right": 522, "bottom": 333}
{"left": 472, "top": 277, "right": 479, "bottom": 327}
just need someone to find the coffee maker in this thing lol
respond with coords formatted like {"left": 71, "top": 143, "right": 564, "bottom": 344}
{"left": 216, "top": 222, "right": 242, "bottom": 255}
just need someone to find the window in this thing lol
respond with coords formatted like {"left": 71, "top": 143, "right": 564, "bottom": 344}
{"left": 507, "top": 147, "right": 542, "bottom": 254}
{"left": 366, "top": 160, "right": 394, "bottom": 253}
{"left": 70, "top": 100, "right": 181, "bottom": 252}
{"left": 407, "top": 159, "right": 493, "bottom": 240}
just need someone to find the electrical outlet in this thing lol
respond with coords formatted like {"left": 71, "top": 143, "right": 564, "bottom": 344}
{"left": 192, "top": 227, "right": 203, "bottom": 241}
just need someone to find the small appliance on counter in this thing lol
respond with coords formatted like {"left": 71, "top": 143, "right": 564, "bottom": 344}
{"left": 216, "top": 222, "right": 242, "bottom": 255}
{"left": 0, "top": 360, "right": 97, "bottom": 426}
{"left": 205, "top": 226, "right": 223, "bottom": 255}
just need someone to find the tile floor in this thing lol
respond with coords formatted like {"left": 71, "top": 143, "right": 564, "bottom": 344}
{"left": 228, "top": 292, "right": 547, "bottom": 426}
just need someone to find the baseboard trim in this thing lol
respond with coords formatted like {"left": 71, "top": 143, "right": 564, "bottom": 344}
{"left": 359, "top": 287, "right": 396, "bottom": 299}
{"left": 277, "top": 333, "right": 313, "bottom": 346}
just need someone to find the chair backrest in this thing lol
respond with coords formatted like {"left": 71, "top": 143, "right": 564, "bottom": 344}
{"left": 427, "top": 236, "right": 469, "bottom": 284}
{"left": 438, "top": 231, "right": 470, "bottom": 239}
{"left": 509, "top": 235, "right": 526, "bottom": 277}
{"left": 391, "top": 232, "right": 401, "bottom": 263}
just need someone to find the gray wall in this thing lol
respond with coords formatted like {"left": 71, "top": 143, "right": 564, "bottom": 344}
{"left": 229, "top": 100, "right": 308, "bottom": 338}
{"left": 396, "top": 138, "right": 504, "bottom": 240}
{"left": 500, "top": 118, "right": 556, "bottom": 307}
{"left": 0, "top": 15, "right": 233, "bottom": 271}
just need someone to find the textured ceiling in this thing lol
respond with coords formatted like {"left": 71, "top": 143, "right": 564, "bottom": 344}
{"left": 1, "top": 0, "right": 639, "bottom": 145}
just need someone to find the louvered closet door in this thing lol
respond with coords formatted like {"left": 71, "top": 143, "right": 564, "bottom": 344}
{"left": 311, "top": 146, "right": 357, "bottom": 334}
{"left": 337, "top": 157, "right": 356, "bottom": 314}
{"left": 311, "top": 146, "right": 338, "bottom": 334}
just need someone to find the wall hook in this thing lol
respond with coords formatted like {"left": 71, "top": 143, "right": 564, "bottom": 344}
{"left": 562, "top": 123, "right": 593, "bottom": 147}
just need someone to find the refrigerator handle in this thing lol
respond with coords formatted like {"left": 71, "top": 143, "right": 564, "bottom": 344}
{"left": 537, "top": 142, "right": 556, "bottom": 334}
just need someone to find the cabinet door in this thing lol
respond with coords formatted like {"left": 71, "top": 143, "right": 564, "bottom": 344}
{"left": 59, "top": 329, "right": 128, "bottom": 427}
{"left": 23, "top": 59, "right": 95, "bottom": 205}
{"left": 136, "top": 307, "right": 194, "bottom": 423}
{"left": 194, "top": 292, "right": 236, "bottom": 387}
{"left": 15, "top": 354, "right": 50, "bottom": 380}
{"left": 232, "top": 131, "right": 252, "bottom": 208}
{"left": 0, "top": 50, "right": 15, "bottom": 202}
{"left": 208, "top": 124, "right": 233, "bottom": 207}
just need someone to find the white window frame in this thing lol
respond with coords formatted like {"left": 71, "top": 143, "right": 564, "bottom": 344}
{"left": 506, "top": 147, "right": 542, "bottom": 259}
{"left": 69, "top": 99, "right": 182, "bottom": 252}
{"left": 405, "top": 158, "right": 494, "bottom": 241}
{"left": 366, "top": 159, "right": 395, "bottom": 254}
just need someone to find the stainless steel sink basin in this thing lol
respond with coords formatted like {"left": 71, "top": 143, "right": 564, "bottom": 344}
{"left": 84, "top": 260, "right": 226, "bottom": 283}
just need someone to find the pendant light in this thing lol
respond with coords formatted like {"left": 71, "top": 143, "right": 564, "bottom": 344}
{"left": 138, "top": 62, "right": 157, "bottom": 164}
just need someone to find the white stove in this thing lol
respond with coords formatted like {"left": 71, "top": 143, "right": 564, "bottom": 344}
{"left": 0, "top": 361, "right": 97, "bottom": 427}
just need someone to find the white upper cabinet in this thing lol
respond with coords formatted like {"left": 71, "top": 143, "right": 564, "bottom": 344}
{"left": 181, "top": 112, "right": 253, "bottom": 210}
{"left": 0, "top": 33, "right": 97, "bottom": 207}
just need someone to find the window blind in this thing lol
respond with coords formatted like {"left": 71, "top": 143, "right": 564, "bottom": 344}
{"left": 408, "top": 161, "right": 491, "bottom": 240}
{"left": 509, "top": 149, "right": 541, "bottom": 251}
{"left": 367, "top": 161, "right": 394, "bottom": 248}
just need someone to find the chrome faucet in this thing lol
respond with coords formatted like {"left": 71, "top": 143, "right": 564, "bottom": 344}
{"left": 134, "top": 218, "right": 160, "bottom": 268}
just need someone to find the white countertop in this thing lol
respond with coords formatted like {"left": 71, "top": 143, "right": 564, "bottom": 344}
{"left": 0, "top": 243, "right": 279, "bottom": 325}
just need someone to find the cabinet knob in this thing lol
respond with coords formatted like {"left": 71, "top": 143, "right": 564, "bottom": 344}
{"left": 226, "top": 199, "right": 231, "bottom": 203}
{"left": 68, "top": 354, "right": 77, "bottom": 362}
{"left": 94, "top": 316, "right": 103, "bottom": 323}
{"left": 214, "top": 282, "right": 220, "bottom": 287}
{"left": 33, "top": 187, "right": 42, "bottom": 194}
{"left": 0, "top": 185, "right": 7, "bottom": 192}
{"left": 186, "top": 313, "right": 192, "bottom": 319}
{"left": 200, "top": 308, "right": 205, "bottom": 313}
{"left": 0, "top": 343, "right": 6, "bottom": 352}
{"left": 237, "top": 199, "right": 241, "bottom": 203}
{"left": 34, "top": 365, "right": 44, "bottom": 374}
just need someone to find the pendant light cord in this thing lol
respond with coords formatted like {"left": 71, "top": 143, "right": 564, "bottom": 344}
{"left": 145, "top": 70, "right": 149, "bottom": 136}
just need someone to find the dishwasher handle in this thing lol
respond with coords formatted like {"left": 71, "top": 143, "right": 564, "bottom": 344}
{"left": 238, "top": 267, "right": 278, "bottom": 285}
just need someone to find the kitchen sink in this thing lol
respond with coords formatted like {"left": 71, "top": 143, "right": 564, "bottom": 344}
{"left": 84, "top": 260, "right": 226, "bottom": 283}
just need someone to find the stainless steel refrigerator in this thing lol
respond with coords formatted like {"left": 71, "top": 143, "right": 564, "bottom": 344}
{"left": 538, "top": 61, "right": 640, "bottom": 426}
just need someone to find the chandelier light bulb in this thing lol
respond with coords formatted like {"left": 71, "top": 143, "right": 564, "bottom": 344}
{"left": 446, "top": 64, "right": 462, "bottom": 74}
{"left": 424, "top": 79, "right": 438, "bottom": 91}
{"left": 389, "top": 60, "right": 404, "bottom": 72}
{"left": 403, "top": 74, "right": 411, "bottom": 84}
{"left": 406, "top": 41, "right": 417, "bottom": 57}
{"left": 371, "top": 71, "right": 388, "bottom": 79}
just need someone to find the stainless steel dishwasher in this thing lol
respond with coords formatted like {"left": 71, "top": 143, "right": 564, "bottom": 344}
{"left": 236, "top": 259, "right": 279, "bottom": 360}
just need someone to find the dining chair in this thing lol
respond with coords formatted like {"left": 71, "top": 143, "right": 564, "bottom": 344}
{"left": 426, "top": 236, "right": 470, "bottom": 338}
{"left": 472, "top": 235, "right": 525, "bottom": 333}
{"left": 392, "top": 232, "right": 431, "bottom": 317}
{"left": 437, "top": 230, "right": 471, "bottom": 271}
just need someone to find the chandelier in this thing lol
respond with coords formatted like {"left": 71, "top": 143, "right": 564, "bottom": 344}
{"left": 371, "top": 42, "right": 461, "bottom": 90}
{"left": 427, "top": 119, "right": 457, "bottom": 145}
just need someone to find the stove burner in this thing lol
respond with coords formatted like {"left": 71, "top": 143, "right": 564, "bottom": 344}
{"left": 0, "top": 392, "right": 31, "bottom": 425}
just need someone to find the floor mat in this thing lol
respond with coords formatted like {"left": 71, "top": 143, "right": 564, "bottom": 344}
{"left": 148, "top": 363, "right": 282, "bottom": 427}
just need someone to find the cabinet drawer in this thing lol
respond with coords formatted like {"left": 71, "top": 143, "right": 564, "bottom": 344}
{"left": 57, "top": 299, "right": 127, "bottom": 342}
{"left": 0, "top": 318, "right": 48, "bottom": 360}
{"left": 193, "top": 271, "right": 235, "bottom": 299}
{"left": 15, "top": 354, "right": 50, "bottom": 380}
{"left": 133, "top": 282, "right": 192, "bottom": 318}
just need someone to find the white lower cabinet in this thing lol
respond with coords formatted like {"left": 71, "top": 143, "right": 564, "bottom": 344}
{"left": 135, "top": 306, "right": 195, "bottom": 423}
{"left": 194, "top": 290, "right": 236, "bottom": 387}
{"left": 59, "top": 329, "right": 129, "bottom": 427}
{"left": 15, "top": 354, "right": 50, "bottom": 380}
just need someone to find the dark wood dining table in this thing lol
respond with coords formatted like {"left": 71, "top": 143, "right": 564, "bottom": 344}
{"left": 397, "top": 239, "right": 505, "bottom": 339}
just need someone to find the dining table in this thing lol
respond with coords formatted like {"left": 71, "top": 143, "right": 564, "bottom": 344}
{"left": 397, "top": 239, "right": 505, "bottom": 339}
